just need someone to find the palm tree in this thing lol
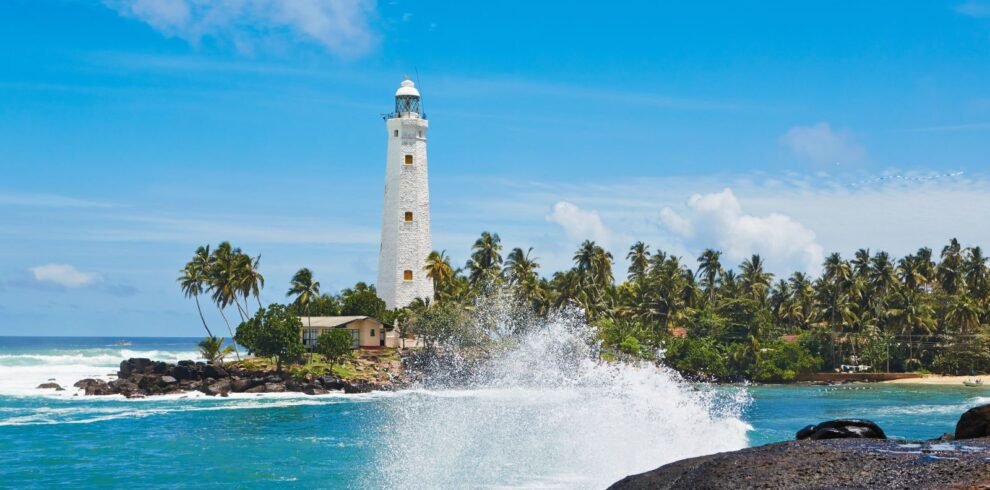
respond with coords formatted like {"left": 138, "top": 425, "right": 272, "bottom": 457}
{"left": 287, "top": 268, "right": 321, "bottom": 328}
{"left": 177, "top": 245, "right": 215, "bottom": 339}
{"left": 468, "top": 232, "right": 503, "bottom": 285}
{"left": 424, "top": 250, "right": 455, "bottom": 300}
{"left": 939, "top": 238, "right": 965, "bottom": 295}
{"left": 626, "top": 242, "right": 651, "bottom": 282}
{"left": 207, "top": 242, "right": 243, "bottom": 360}
{"left": 697, "top": 248, "right": 723, "bottom": 306}
{"left": 237, "top": 253, "right": 265, "bottom": 314}
{"left": 740, "top": 254, "right": 773, "bottom": 304}
{"left": 504, "top": 247, "right": 539, "bottom": 285}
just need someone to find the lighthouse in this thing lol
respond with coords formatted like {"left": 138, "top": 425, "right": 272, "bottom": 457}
{"left": 377, "top": 78, "right": 434, "bottom": 309}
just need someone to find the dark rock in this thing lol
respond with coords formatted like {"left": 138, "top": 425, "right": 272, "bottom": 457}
{"left": 178, "top": 360, "right": 195, "bottom": 367}
{"left": 203, "top": 364, "right": 228, "bottom": 379}
{"left": 152, "top": 361, "right": 168, "bottom": 374}
{"left": 319, "top": 376, "right": 346, "bottom": 391}
{"left": 109, "top": 378, "right": 140, "bottom": 397}
{"left": 955, "top": 403, "right": 990, "bottom": 440}
{"left": 795, "top": 419, "right": 886, "bottom": 440}
{"left": 74, "top": 378, "right": 114, "bottom": 396}
{"left": 263, "top": 382, "right": 285, "bottom": 393}
{"left": 118, "top": 360, "right": 132, "bottom": 378}
{"left": 303, "top": 384, "right": 329, "bottom": 395}
{"left": 245, "top": 384, "right": 268, "bottom": 393}
{"left": 171, "top": 365, "right": 192, "bottom": 380}
{"left": 343, "top": 382, "right": 373, "bottom": 394}
{"left": 201, "top": 379, "right": 232, "bottom": 397}
{"left": 36, "top": 382, "right": 64, "bottom": 391}
{"left": 230, "top": 377, "right": 257, "bottom": 392}
{"left": 609, "top": 438, "right": 990, "bottom": 490}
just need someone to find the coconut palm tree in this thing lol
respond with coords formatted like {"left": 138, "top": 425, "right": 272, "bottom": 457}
{"left": 207, "top": 242, "right": 243, "bottom": 359}
{"left": 177, "top": 245, "right": 215, "bottom": 339}
{"left": 504, "top": 247, "right": 540, "bottom": 286}
{"left": 468, "top": 232, "right": 503, "bottom": 285}
{"left": 287, "top": 268, "right": 321, "bottom": 327}
{"left": 626, "top": 242, "right": 651, "bottom": 282}
{"left": 697, "top": 248, "right": 723, "bottom": 306}
{"left": 740, "top": 254, "right": 773, "bottom": 304}
{"left": 235, "top": 252, "right": 265, "bottom": 314}
{"left": 424, "top": 250, "right": 455, "bottom": 300}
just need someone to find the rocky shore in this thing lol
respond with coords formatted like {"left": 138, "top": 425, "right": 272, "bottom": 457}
{"left": 65, "top": 357, "right": 402, "bottom": 398}
{"left": 610, "top": 405, "right": 990, "bottom": 489}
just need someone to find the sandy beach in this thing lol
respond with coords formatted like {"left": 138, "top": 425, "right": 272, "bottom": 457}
{"left": 884, "top": 375, "right": 990, "bottom": 386}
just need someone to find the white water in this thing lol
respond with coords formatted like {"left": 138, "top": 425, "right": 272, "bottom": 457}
{"left": 0, "top": 347, "right": 200, "bottom": 397}
{"left": 369, "top": 309, "right": 751, "bottom": 489}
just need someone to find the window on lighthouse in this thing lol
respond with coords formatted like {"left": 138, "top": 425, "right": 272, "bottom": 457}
{"left": 404, "top": 154, "right": 414, "bottom": 165}
{"left": 403, "top": 270, "right": 413, "bottom": 281}
{"left": 393, "top": 130, "right": 399, "bottom": 137}
{"left": 404, "top": 212, "right": 413, "bottom": 222}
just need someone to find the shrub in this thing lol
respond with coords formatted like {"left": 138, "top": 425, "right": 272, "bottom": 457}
{"left": 316, "top": 329, "right": 354, "bottom": 366}
{"left": 235, "top": 304, "right": 305, "bottom": 372}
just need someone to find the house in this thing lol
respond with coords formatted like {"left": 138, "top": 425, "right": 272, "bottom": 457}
{"left": 298, "top": 316, "right": 402, "bottom": 350}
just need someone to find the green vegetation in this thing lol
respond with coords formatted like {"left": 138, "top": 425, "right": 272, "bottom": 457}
{"left": 316, "top": 329, "right": 354, "bottom": 366}
{"left": 234, "top": 304, "right": 305, "bottom": 373}
{"left": 409, "top": 233, "right": 990, "bottom": 380}
{"left": 179, "top": 234, "right": 990, "bottom": 383}
{"left": 197, "top": 336, "right": 235, "bottom": 365}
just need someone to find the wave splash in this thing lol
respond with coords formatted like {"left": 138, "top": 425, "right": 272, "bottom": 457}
{"left": 369, "top": 305, "right": 751, "bottom": 489}
{"left": 0, "top": 348, "right": 200, "bottom": 397}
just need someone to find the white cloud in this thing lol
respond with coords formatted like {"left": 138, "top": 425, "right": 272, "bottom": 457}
{"left": 781, "top": 122, "right": 865, "bottom": 165}
{"left": 659, "top": 207, "right": 693, "bottom": 237}
{"left": 546, "top": 201, "right": 613, "bottom": 246}
{"left": 662, "top": 188, "right": 825, "bottom": 274}
{"left": 30, "top": 264, "right": 98, "bottom": 288}
{"left": 105, "top": 0, "right": 377, "bottom": 57}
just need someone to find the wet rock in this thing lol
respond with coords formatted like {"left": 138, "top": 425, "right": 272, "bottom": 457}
{"left": 264, "top": 382, "right": 286, "bottom": 393}
{"left": 343, "top": 381, "right": 373, "bottom": 394}
{"left": 36, "top": 382, "right": 64, "bottom": 391}
{"left": 203, "top": 364, "right": 228, "bottom": 379}
{"left": 200, "top": 379, "right": 231, "bottom": 397}
{"left": 303, "top": 384, "right": 329, "bottom": 395}
{"left": 955, "top": 403, "right": 990, "bottom": 440}
{"left": 230, "top": 377, "right": 256, "bottom": 392}
{"left": 796, "top": 419, "right": 886, "bottom": 440}
{"left": 609, "top": 438, "right": 990, "bottom": 490}
{"left": 109, "top": 378, "right": 140, "bottom": 397}
{"left": 74, "top": 378, "right": 113, "bottom": 396}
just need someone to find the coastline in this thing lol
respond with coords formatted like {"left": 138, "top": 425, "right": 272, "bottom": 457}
{"left": 883, "top": 374, "right": 990, "bottom": 386}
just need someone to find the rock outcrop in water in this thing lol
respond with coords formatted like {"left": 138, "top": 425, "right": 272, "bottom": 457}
{"left": 612, "top": 408, "right": 990, "bottom": 489}
{"left": 795, "top": 419, "right": 886, "bottom": 440}
{"left": 75, "top": 358, "right": 399, "bottom": 398}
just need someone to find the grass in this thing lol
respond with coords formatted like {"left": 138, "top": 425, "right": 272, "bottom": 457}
{"left": 228, "top": 348, "right": 401, "bottom": 383}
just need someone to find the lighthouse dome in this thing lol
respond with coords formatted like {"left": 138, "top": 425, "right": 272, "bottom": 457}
{"left": 395, "top": 79, "right": 420, "bottom": 97}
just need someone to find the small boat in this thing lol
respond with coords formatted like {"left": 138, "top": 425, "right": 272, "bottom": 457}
{"left": 963, "top": 379, "right": 984, "bottom": 387}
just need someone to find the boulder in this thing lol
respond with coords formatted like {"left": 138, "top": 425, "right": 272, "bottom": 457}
{"left": 201, "top": 379, "right": 232, "bottom": 397}
{"left": 955, "top": 403, "right": 990, "bottom": 440}
{"left": 36, "top": 382, "right": 64, "bottom": 391}
{"left": 263, "top": 382, "right": 286, "bottom": 393}
{"left": 318, "top": 376, "right": 346, "bottom": 391}
{"left": 245, "top": 384, "right": 268, "bottom": 393}
{"left": 74, "top": 378, "right": 114, "bottom": 396}
{"left": 109, "top": 378, "right": 140, "bottom": 397}
{"left": 160, "top": 376, "right": 177, "bottom": 385}
{"left": 203, "top": 364, "right": 228, "bottom": 379}
{"left": 343, "top": 381, "right": 373, "bottom": 394}
{"left": 170, "top": 365, "right": 192, "bottom": 380}
{"left": 230, "top": 377, "right": 257, "bottom": 392}
{"left": 796, "top": 419, "right": 886, "bottom": 440}
{"left": 303, "top": 384, "right": 329, "bottom": 396}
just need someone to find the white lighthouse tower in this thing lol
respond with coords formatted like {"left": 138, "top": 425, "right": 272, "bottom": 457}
{"left": 377, "top": 78, "right": 434, "bottom": 309}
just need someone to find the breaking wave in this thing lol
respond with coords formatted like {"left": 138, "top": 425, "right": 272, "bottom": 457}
{"left": 367, "top": 306, "right": 751, "bottom": 489}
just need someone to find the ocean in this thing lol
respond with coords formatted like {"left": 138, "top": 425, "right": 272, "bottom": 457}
{"left": 0, "top": 335, "right": 987, "bottom": 488}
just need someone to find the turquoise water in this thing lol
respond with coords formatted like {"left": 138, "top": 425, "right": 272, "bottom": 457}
{"left": 1, "top": 336, "right": 987, "bottom": 488}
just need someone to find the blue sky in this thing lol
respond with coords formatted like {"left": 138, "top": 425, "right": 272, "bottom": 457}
{"left": 1, "top": 0, "right": 989, "bottom": 336}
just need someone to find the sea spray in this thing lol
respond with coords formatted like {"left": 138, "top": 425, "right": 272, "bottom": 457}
{"left": 368, "top": 301, "right": 751, "bottom": 489}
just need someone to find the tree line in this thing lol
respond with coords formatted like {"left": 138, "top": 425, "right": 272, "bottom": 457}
{"left": 178, "top": 235, "right": 990, "bottom": 381}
